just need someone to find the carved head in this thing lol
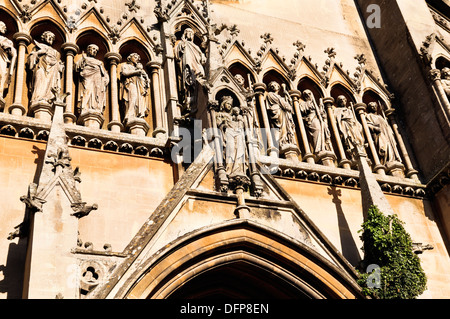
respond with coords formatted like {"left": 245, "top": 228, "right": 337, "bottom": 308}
{"left": 86, "top": 44, "right": 99, "bottom": 57}
{"left": 220, "top": 95, "right": 234, "bottom": 112}
{"left": 302, "top": 89, "right": 314, "bottom": 101}
{"left": 336, "top": 95, "right": 347, "bottom": 108}
{"left": 41, "top": 31, "right": 56, "bottom": 45}
{"left": 127, "top": 53, "right": 141, "bottom": 65}
{"left": 0, "top": 22, "right": 6, "bottom": 35}
{"left": 183, "top": 28, "right": 195, "bottom": 41}
{"left": 367, "top": 102, "right": 378, "bottom": 113}
{"left": 442, "top": 67, "right": 450, "bottom": 79}
{"left": 268, "top": 81, "right": 280, "bottom": 93}
{"left": 234, "top": 74, "right": 245, "bottom": 86}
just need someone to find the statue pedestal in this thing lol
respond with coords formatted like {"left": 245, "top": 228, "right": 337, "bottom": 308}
{"left": 280, "top": 144, "right": 300, "bottom": 162}
{"left": 78, "top": 110, "right": 104, "bottom": 129}
{"left": 126, "top": 118, "right": 150, "bottom": 136}
{"left": 386, "top": 161, "right": 405, "bottom": 178}
{"left": 30, "top": 102, "right": 53, "bottom": 121}
{"left": 317, "top": 150, "right": 337, "bottom": 167}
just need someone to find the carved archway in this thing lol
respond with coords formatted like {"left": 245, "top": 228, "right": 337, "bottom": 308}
{"left": 121, "top": 220, "right": 364, "bottom": 299}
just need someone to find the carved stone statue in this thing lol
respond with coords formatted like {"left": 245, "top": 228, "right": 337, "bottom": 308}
{"left": 120, "top": 53, "right": 150, "bottom": 123}
{"left": 174, "top": 28, "right": 207, "bottom": 114}
{"left": 265, "top": 81, "right": 297, "bottom": 150}
{"left": 334, "top": 95, "right": 364, "bottom": 151}
{"left": 75, "top": 44, "right": 109, "bottom": 115}
{"left": 0, "top": 21, "right": 16, "bottom": 106}
{"left": 27, "top": 31, "right": 64, "bottom": 106}
{"left": 441, "top": 67, "right": 450, "bottom": 102}
{"left": 216, "top": 96, "right": 247, "bottom": 179}
{"left": 366, "top": 102, "right": 402, "bottom": 165}
{"left": 300, "top": 89, "right": 333, "bottom": 154}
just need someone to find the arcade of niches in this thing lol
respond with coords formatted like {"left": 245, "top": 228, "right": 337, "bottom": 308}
{"left": 0, "top": 0, "right": 449, "bottom": 299}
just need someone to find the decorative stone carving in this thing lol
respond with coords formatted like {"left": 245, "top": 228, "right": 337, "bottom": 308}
{"left": 300, "top": 90, "right": 334, "bottom": 161}
{"left": 120, "top": 53, "right": 150, "bottom": 136}
{"left": 174, "top": 28, "right": 207, "bottom": 114}
{"left": 27, "top": 31, "right": 64, "bottom": 120}
{"left": 334, "top": 95, "right": 364, "bottom": 159}
{"left": 365, "top": 102, "right": 402, "bottom": 165}
{"left": 76, "top": 44, "right": 109, "bottom": 129}
{"left": 0, "top": 21, "right": 16, "bottom": 109}
{"left": 265, "top": 81, "right": 299, "bottom": 160}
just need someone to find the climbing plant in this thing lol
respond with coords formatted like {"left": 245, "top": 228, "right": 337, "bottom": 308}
{"left": 357, "top": 205, "right": 427, "bottom": 299}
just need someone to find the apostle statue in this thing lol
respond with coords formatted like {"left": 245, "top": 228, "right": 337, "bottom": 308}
{"left": 365, "top": 102, "right": 402, "bottom": 165}
{"left": 174, "top": 28, "right": 207, "bottom": 114}
{"left": 119, "top": 53, "right": 150, "bottom": 123}
{"left": 75, "top": 44, "right": 109, "bottom": 115}
{"left": 265, "top": 81, "right": 297, "bottom": 150}
{"left": 0, "top": 21, "right": 16, "bottom": 106}
{"left": 300, "top": 89, "right": 333, "bottom": 154}
{"left": 334, "top": 95, "right": 365, "bottom": 153}
{"left": 441, "top": 67, "right": 450, "bottom": 102}
{"left": 216, "top": 96, "right": 248, "bottom": 179}
{"left": 27, "top": 31, "right": 64, "bottom": 106}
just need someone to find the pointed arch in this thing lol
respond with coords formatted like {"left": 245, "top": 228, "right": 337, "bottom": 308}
{"left": 76, "top": 29, "right": 110, "bottom": 62}
{"left": 119, "top": 39, "right": 151, "bottom": 67}
{"left": 330, "top": 83, "right": 356, "bottom": 105}
{"left": 0, "top": 7, "right": 19, "bottom": 37}
{"left": 120, "top": 220, "right": 364, "bottom": 299}
{"left": 297, "top": 76, "right": 325, "bottom": 102}
{"left": 263, "top": 69, "right": 290, "bottom": 90}
{"left": 228, "top": 61, "right": 256, "bottom": 89}
{"left": 29, "top": 19, "right": 66, "bottom": 51}
{"left": 435, "top": 55, "right": 450, "bottom": 70}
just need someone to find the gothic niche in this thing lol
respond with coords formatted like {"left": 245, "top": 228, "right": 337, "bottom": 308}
{"left": 265, "top": 80, "right": 300, "bottom": 160}
{"left": 75, "top": 44, "right": 109, "bottom": 129}
{"left": 27, "top": 29, "right": 65, "bottom": 120}
{"left": 119, "top": 52, "right": 151, "bottom": 136}
{"left": 174, "top": 26, "right": 207, "bottom": 116}
{"left": 0, "top": 20, "right": 16, "bottom": 110}
{"left": 211, "top": 91, "right": 263, "bottom": 198}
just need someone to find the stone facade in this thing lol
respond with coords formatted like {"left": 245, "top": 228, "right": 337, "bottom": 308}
{"left": 0, "top": 0, "right": 449, "bottom": 299}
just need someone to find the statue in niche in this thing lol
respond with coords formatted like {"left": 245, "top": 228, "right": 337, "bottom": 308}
{"left": 365, "top": 101, "right": 402, "bottom": 165}
{"left": 0, "top": 21, "right": 16, "bottom": 105}
{"left": 334, "top": 95, "right": 365, "bottom": 152}
{"left": 265, "top": 81, "right": 297, "bottom": 149}
{"left": 300, "top": 89, "right": 333, "bottom": 154}
{"left": 234, "top": 73, "right": 259, "bottom": 134}
{"left": 441, "top": 67, "right": 450, "bottom": 102}
{"left": 216, "top": 96, "right": 248, "bottom": 179}
{"left": 174, "top": 28, "right": 207, "bottom": 114}
{"left": 75, "top": 44, "right": 109, "bottom": 115}
{"left": 119, "top": 53, "right": 150, "bottom": 123}
{"left": 27, "top": 31, "right": 64, "bottom": 105}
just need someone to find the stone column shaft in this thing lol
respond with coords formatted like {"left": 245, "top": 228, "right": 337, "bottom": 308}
{"left": 254, "top": 83, "right": 277, "bottom": 157}
{"left": 10, "top": 32, "right": 32, "bottom": 116}
{"left": 355, "top": 103, "right": 386, "bottom": 175}
{"left": 324, "top": 97, "right": 351, "bottom": 169}
{"left": 385, "top": 109, "right": 419, "bottom": 180}
{"left": 61, "top": 43, "right": 79, "bottom": 124}
{"left": 105, "top": 52, "right": 123, "bottom": 133}
{"left": 289, "top": 90, "right": 314, "bottom": 164}
{"left": 147, "top": 61, "right": 166, "bottom": 138}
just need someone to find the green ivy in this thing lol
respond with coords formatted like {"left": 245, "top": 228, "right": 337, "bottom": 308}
{"left": 357, "top": 205, "right": 427, "bottom": 299}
